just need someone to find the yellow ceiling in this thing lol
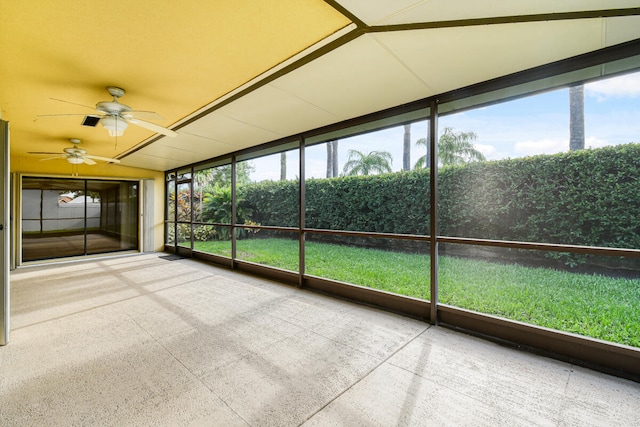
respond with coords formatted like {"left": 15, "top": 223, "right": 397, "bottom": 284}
{"left": 0, "top": 0, "right": 350, "bottom": 173}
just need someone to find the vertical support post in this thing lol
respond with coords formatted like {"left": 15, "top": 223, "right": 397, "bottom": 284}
{"left": 429, "top": 101, "right": 439, "bottom": 325}
{"left": 189, "top": 167, "right": 194, "bottom": 250}
{"left": 299, "top": 138, "right": 305, "bottom": 288}
{"left": 231, "top": 156, "right": 237, "bottom": 268}
{"left": 83, "top": 180, "right": 88, "bottom": 256}
{"left": 1, "top": 120, "right": 10, "bottom": 345}
{"left": 10, "top": 173, "right": 16, "bottom": 270}
{"left": 142, "top": 179, "right": 154, "bottom": 252}
{"left": 172, "top": 176, "right": 178, "bottom": 254}
{"left": 164, "top": 174, "right": 168, "bottom": 250}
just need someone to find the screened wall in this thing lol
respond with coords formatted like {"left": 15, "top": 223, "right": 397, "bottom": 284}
{"left": 165, "top": 46, "right": 640, "bottom": 378}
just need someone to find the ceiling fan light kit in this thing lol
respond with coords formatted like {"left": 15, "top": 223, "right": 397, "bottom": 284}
{"left": 66, "top": 156, "right": 84, "bottom": 165}
{"left": 100, "top": 115, "right": 128, "bottom": 137}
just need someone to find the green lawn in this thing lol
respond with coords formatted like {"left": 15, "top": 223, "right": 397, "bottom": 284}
{"left": 191, "top": 238, "right": 640, "bottom": 347}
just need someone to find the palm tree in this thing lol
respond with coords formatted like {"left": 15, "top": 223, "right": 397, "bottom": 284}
{"left": 342, "top": 149, "right": 393, "bottom": 176}
{"left": 193, "top": 169, "right": 213, "bottom": 220}
{"left": 414, "top": 127, "right": 485, "bottom": 168}
{"left": 326, "top": 140, "right": 339, "bottom": 177}
{"left": 569, "top": 84, "right": 585, "bottom": 151}
{"left": 412, "top": 120, "right": 431, "bottom": 170}
{"left": 332, "top": 140, "right": 339, "bottom": 177}
{"left": 403, "top": 123, "right": 411, "bottom": 171}
{"left": 280, "top": 152, "right": 286, "bottom": 181}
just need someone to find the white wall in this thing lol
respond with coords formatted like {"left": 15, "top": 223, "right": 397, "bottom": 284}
{"left": 22, "top": 189, "right": 101, "bottom": 232}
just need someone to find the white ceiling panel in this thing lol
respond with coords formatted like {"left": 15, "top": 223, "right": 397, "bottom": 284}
{"left": 374, "top": 19, "right": 612, "bottom": 95}
{"left": 155, "top": 137, "right": 228, "bottom": 157}
{"left": 119, "top": 153, "right": 184, "bottom": 171}
{"left": 215, "top": 83, "right": 338, "bottom": 135}
{"left": 338, "top": 0, "right": 640, "bottom": 26}
{"left": 131, "top": 144, "right": 210, "bottom": 164}
{"left": 178, "top": 112, "right": 281, "bottom": 146}
{"left": 122, "top": 109, "right": 285, "bottom": 168}
{"left": 125, "top": 137, "right": 251, "bottom": 169}
{"left": 605, "top": 16, "right": 640, "bottom": 46}
{"left": 271, "top": 34, "right": 431, "bottom": 119}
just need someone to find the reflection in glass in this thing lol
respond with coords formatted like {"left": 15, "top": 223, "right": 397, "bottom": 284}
{"left": 305, "top": 233, "right": 430, "bottom": 300}
{"left": 177, "top": 169, "right": 192, "bottom": 181}
{"left": 438, "top": 243, "right": 640, "bottom": 347}
{"left": 166, "top": 174, "right": 176, "bottom": 245}
{"left": 167, "top": 174, "right": 176, "bottom": 222}
{"left": 176, "top": 182, "right": 192, "bottom": 223}
{"left": 166, "top": 223, "right": 175, "bottom": 245}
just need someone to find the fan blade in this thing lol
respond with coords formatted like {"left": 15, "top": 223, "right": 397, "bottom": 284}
{"left": 35, "top": 113, "right": 92, "bottom": 119}
{"left": 125, "top": 110, "right": 164, "bottom": 121}
{"left": 28, "top": 151, "right": 61, "bottom": 155}
{"left": 85, "top": 155, "right": 121, "bottom": 164}
{"left": 50, "top": 98, "right": 97, "bottom": 111}
{"left": 39, "top": 155, "right": 67, "bottom": 161}
{"left": 83, "top": 157, "right": 97, "bottom": 165}
{"left": 127, "top": 117, "right": 177, "bottom": 137}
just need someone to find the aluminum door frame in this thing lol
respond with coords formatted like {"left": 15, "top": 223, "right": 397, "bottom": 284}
{"left": 1, "top": 120, "right": 10, "bottom": 345}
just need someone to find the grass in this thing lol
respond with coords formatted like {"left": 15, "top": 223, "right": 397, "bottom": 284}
{"left": 191, "top": 238, "right": 640, "bottom": 347}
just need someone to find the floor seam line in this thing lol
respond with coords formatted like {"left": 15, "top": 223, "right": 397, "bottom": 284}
{"left": 127, "top": 315, "right": 253, "bottom": 426}
{"left": 298, "top": 324, "right": 432, "bottom": 425}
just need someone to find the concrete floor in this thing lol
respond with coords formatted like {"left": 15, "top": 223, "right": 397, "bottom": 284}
{"left": 2, "top": 254, "right": 638, "bottom": 426}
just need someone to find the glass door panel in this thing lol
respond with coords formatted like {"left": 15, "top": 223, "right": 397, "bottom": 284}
{"left": 22, "top": 177, "right": 139, "bottom": 261}
{"left": 86, "top": 180, "right": 138, "bottom": 254}
{"left": 22, "top": 178, "right": 86, "bottom": 261}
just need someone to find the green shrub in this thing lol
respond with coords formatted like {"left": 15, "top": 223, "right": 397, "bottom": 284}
{"left": 439, "top": 144, "right": 640, "bottom": 250}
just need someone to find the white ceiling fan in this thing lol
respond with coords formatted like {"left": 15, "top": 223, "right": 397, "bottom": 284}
{"left": 28, "top": 138, "right": 121, "bottom": 165}
{"left": 43, "top": 86, "right": 177, "bottom": 138}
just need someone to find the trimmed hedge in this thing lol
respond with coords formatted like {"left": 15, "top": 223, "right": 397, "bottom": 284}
{"left": 439, "top": 143, "right": 640, "bottom": 251}
{"left": 237, "top": 143, "right": 640, "bottom": 260}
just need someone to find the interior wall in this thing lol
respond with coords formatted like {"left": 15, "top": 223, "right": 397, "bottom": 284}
{"left": 11, "top": 155, "right": 165, "bottom": 253}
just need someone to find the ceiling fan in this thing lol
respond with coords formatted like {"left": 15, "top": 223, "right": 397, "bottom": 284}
{"left": 43, "top": 86, "right": 177, "bottom": 138}
{"left": 28, "top": 139, "right": 121, "bottom": 165}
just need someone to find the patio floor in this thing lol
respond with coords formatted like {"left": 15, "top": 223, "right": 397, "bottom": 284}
{"left": 2, "top": 253, "right": 638, "bottom": 426}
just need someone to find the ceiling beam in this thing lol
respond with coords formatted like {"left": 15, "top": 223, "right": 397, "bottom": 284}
{"left": 369, "top": 7, "right": 640, "bottom": 32}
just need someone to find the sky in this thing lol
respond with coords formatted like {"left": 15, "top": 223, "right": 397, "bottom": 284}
{"left": 247, "top": 70, "right": 640, "bottom": 182}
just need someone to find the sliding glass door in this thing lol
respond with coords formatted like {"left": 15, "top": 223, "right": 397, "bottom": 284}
{"left": 21, "top": 177, "right": 138, "bottom": 262}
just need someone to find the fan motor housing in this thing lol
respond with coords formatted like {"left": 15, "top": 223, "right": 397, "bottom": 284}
{"left": 96, "top": 101, "right": 132, "bottom": 115}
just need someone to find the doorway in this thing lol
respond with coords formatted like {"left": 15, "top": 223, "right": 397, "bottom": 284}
{"left": 21, "top": 177, "right": 139, "bottom": 262}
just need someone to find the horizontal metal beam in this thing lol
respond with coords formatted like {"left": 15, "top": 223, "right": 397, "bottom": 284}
{"left": 438, "top": 304, "right": 640, "bottom": 382}
{"left": 370, "top": 8, "right": 640, "bottom": 32}
{"left": 304, "top": 275, "right": 430, "bottom": 321}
